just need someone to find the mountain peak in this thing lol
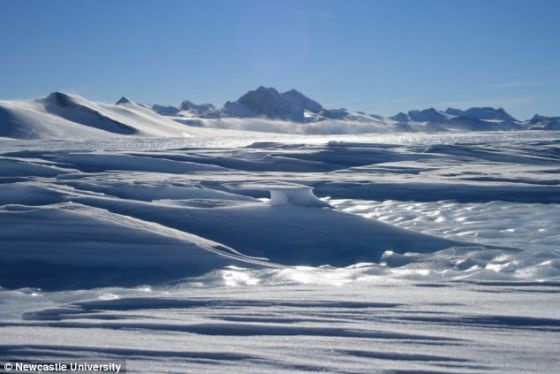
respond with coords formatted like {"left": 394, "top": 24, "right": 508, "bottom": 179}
{"left": 255, "top": 86, "right": 280, "bottom": 94}
{"left": 180, "top": 99, "right": 196, "bottom": 110}
{"left": 284, "top": 88, "right": 304, "bottom": 96}
{"left": 231, "top": 86, "right": 295, "bottom": 121}
{"left": 445, "top": 108, "right": 464, "bottom": 116}
{"left": 462, "top": 107, "right": 516, "bottom": 122}
{"left": 280, "top": 89, "right": 323, "bottom": 114}
{"left": 237, "top": 87, "right": 283, "bottom": 103}
{"left": 44, "top": 92, "right": 83, "bottom": 108}
{"left": 46, "top": 91, "right": 73, "bottom": 101}
{"left": 406, "top": 108, "right": 448, "bottom": 122}
{"left": 527, "top": 114, "right": 560, "bottom": 130}
{"left": 116, "top": 96, "right": 132, "bottom": 105}
{"left": 222, "top": 86, "right": 324, "bottom": 122}
{"left": 241, "top": 86, "right": 282, "bottom": 99}
{"left": 390, "top": 112, "right": 410, "bottom": 122}
{"left": 530, "top": 113, "right": 545, "bottom": 122}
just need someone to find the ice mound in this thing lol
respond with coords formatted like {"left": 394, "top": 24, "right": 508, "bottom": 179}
{"left": 238, "top": 182, "right": 330, "bottom": 207}
{"left": 270, "top": 187, "right": 330, "bottom": 208}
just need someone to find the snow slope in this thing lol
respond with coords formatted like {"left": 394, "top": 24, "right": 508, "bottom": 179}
{"left": 0, "top": 92, "right": 200, "bottom": 139}
{"left": 0, "top": 203, "right": 271, "bottom": 289}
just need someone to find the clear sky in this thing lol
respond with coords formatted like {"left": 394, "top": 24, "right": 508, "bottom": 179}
{"left": 1, "top": 0, "right": 559, "bottom": 119}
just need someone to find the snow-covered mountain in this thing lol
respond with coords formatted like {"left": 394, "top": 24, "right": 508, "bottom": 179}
{"left": 1, "top": 88, "right": 559, "bottom": 139}
{"left": 392, "top": 108, "right": 451, "bottom": 123}
{"left": 0, "top": 92, "right": 199, "bottom": 139}
{"left": 222, "top": 86, "right": 333, "bottom": 122}
{"left": 226, "top": 86, "right": 307, "bottom": 121}
{"left": 156, "top": 87, "right": 559, "bottom": 132}
{"left": 446, "top": 106, "right": 517, "bottom": 122}
{"left": 389, "top": 106, "right": 530, "bottom": 131}
{"left": 526, "top": 114, "right": 560, "bottom": 130}
{"left": 180, "top": 100, "right": 220, "bottom": 116}
{"left": 155, "top": 86, "right": 384, "bottom": 124}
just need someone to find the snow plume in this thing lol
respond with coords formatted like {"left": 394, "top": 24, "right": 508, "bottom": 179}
{"left": 191, "top": 117, "right": 394, "bottom": 134}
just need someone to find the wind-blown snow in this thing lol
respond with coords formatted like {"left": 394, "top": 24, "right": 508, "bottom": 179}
{"left": 1, "top": 131, "right": 559, "bottom": 373}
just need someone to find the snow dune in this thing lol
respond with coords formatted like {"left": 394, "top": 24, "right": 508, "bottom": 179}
{"left": 0, "top": 203, "right": 273, "bottom": 289}
{"left": 0, "top": 176, "right": 459, "bottom": 290}
{"left": 1, "top": 133, "right": 559, "bottom": 289}
{"left": 1, "top": 132, "right": 559, "bottom": 373}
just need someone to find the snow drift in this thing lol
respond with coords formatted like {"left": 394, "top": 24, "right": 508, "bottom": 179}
{"left": 0, "top": 203, "right": 273, "bottom": 289}
{"left": 0, "top": 132, "right": 558, "bottom": 291}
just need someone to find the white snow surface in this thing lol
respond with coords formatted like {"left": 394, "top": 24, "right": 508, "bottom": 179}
{"left": 1, "top": 130, "right": 559, "bottom": 373}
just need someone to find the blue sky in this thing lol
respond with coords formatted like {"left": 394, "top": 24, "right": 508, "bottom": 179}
{"left": 1, "top": 0, "right": 559, "bottom": 118}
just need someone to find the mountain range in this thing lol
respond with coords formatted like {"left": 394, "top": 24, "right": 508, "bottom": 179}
{"left": 151, "top": 86, "right": 559, "bottom": 131}
{"left": 0, "top": 87, "right": 558, "bottom": 139}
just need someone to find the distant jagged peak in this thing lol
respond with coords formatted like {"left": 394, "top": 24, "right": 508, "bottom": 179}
{"left": 390, "top": 112, "right": 410, "bottom": 122}
{"left": 180, "top": 99, "right": 197, "bottom": 110}
{"left": 529, "top": 113, "right": 547, "bottom": 123}
{"left": 221, "top": 86, "right": 393, "bottom": 123}
{"left": 237, "top": 86, "right": 283, "bottom": 104}
{"left": 532, "top": 113, "right": 560, "bottom": 121}
{"left": 283, "top": 88, "right": 302, "bottom": 95}
{"left": 252, "top": 86, "right": 281, "bottom": 95}
{"left": 444, "top": 107, "right": 464, "bottom": 116}
{"left": 461, "top": 106, "right": 516, "bottom": 122}
{"left": 116, "top": 96, "right": 133, "bottom": 105}
{"left": 414, "top": 107, "right": 439, "bottom": 113}
{"left": 280, "top": 88, "right": 323, "bottom": 113}
{"left": 392, "top": 106, "right": 518, "bottom": 124}
{"left": 151, "top": 104, "right": 181, "bottom": 116}
{"left": 443, "top": 106, "right": 516, "bottom": 122}
{"left": 179, "top": 99, "right": 217, "bottom": 113}
{"left": 281, "top": 88, "right": 313, "bottom": 100}
{"left": 240, "top": 86, "right": 321, "bottom": 107}
{"left": 234, "top": 86, "right": 296, "bottom": 120}
{"left": 527, "top": 113, "right": 560, "bottom": 129}
{"left": 406, "top": 107, "right": 448, "bottom": 122}
{"left": 225, "top": 86, "right": 325, "bottom": 122}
